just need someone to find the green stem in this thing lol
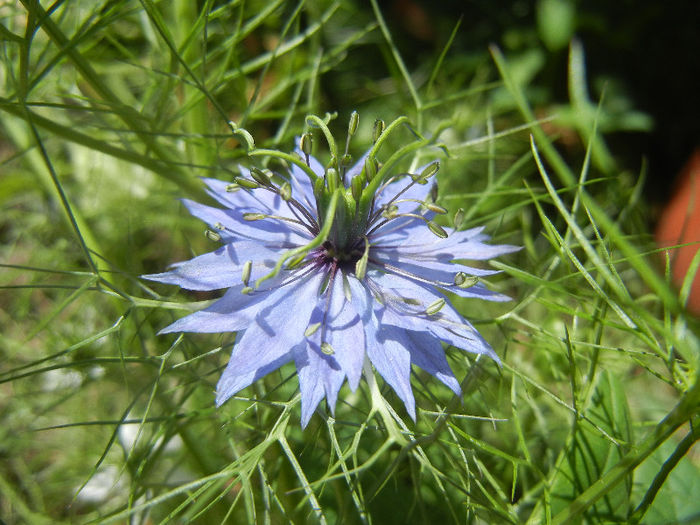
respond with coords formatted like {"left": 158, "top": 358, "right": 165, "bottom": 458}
{"left": 249, "top": 148, "right": 319, "bottom": 185}
{"left": 305, "top": 114, "right": 338, "bottom": 167}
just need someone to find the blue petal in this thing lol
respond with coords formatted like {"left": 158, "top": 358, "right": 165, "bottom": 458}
{"left": 215, "top": 272, "right": 324, "bottom": 406}
{"left": 215, "top": 332, "right": 294, "bottom": 407}
{"left": 201, "top": 175, "right": 286, "bottom": 214}
{"left": 306, "top": 271, "right": 366, "bottom": 391}
{"left": 365, "top": 318, "right": 416, "bottom": 420}
{"left": 403, "top": 330, "right": 461, "bottom": 395}
{"left": 182, "top": 199, "right": 310, "bottom": 245}
{"left": 294, "top": 342, "right": 345, "bottom": 428}
{"left": 367, "top": 270, "right": 500, "bottom": 362}
{"left": 142, "top": 242, "right": 279, "bottom": 291}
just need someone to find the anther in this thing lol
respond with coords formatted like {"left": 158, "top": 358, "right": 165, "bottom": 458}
{"left": 241, "top": 260, "right": 252, "bottom": 286}
{"left": 454, "top": 272, "right": 479, "bottom": 289}
{"left": 381, "top": 204, "right": 399, "bottom": 219}
{"left": 225, "top": 183, "right": 240, "bottom": 192}
{"left": 364, "top": 157, "right": 378, "bottom": 182}
{"left": 422, "top": 202, "right": 448, "bottom": 214}
{"left": 234, "top": 177, "right": 260, "bottom": 190}
{"left": 241, "top": 286, "right": 253, "bottom": 295}
{"left": 348, "top": 111, "right": 359, "bottom": 136}
{"left": 321, "top": 342, "right": 335, "bottom": 355}
{"left": 426, "top": 298, "right": 446, "bottom": 316}
{"left": 305, "top": 323, "right": 321, "bottom": 337}
{"left": 300, "top": 133, "right": 313, "bottom": 164}
{"left": 372, "top": 119, "right": 385, "bottom": 143}
{"left": 205, "top": 229, "right": 221, "bottom": 241}
{"left": 454, "top": 208, "right": 465, "bottom": 229}
{"left": 427, "top": 221, "right": 448, "bottom": 239}
{"left": 413, "top": 161, "right": 439, "bottom": 185}
{"left": 243, "top": 213, "right": 266, "bottom": 221}
{"left": 279, "top": 181, "right": 292, "bottom": 201}
{"left": 354, "top": 236, "right": 370, "bottom": 280}
{"left": 214, "top": 222, "right": 225, "bottom": 230}
{"left": 326, "top": 167, "right": 341, "bottom": 193}
{"left": 351, "top": 174, "right": 364, "bottom": 202}
{"left": 250, "top": 167, "right": 273, "bottom": 187}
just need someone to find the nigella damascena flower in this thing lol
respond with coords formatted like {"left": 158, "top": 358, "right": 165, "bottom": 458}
{"left": 144, "top": 115, "right": 518, "bottom": 427}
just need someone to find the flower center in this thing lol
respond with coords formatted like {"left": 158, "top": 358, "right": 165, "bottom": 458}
{"left": 319, "top": 239, "right": 364, "bottom": 270}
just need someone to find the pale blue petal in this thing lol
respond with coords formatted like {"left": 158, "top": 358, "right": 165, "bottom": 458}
{"left": 403, "top": 330, "right": 461, "bottom": 395}
{"left": 368, "top": 270, "right": 500, "bottom": 361}
{"left": 142, "top": 242, "right": 279, "bottom": 291}
{"left": 182, "top": 199, "right": 310, "bottom": 245}
{"left": 215, "top": 272, "right": 324, "bottom": 406}
{"left": 306, "top": 271, "right": 365, "bottom": 391}
{"left": 366, "top": 318, "right": 416, "bottom": 420}
{"left": 215, "top": 332, "right": 294, "bottom": 406}
{"left": 158, "top": 283, "right": 281, "bottom": 334}
{"left": 294, "top": 341, "right": 345, "bottom": 427}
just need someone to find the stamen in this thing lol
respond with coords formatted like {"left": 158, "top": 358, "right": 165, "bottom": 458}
{"left": 241, "top": 260, "right": 252, "bottom": 286}
{"left": 250, "top": 167, "right": 273, "bottom": 188}
{"left": 234, "top": 177, "right": 260, "bottom": 190}
{"left": 411, "top": 161, "right": 440, "bottom": 185}
{"left": 326, "top": 167, "right": 341, "bottom": 193}
{"left": 351, "top": 174, "right": 364, "bottom": 202}
{"left": 305, "top": 322, "right": 321, "bottom": 337}
{"left": 427, "top": 221, "right": 448, "bottom": 239}
{"left": 300, "top": 133, "right": 313, "bottom": 166}
{"left": 355, "top": 236, "right": 370, "bottom": 280}
{"left": 372, "top": 119, "right": 385, "bottom": 143}
{"left": 243, "top": 212, "right": 311, "bottom": 229}
{"left": 204, "top": 229, "right": 221, "bottom": 242}
{"left": 454, "top": 207, "right": 465, "bottom": 229}
{"left": 422, "top": 202, "right": 448, "bottom": 215}
{"left": 364, "top": 156, "right": 377, "bottom": 182}
{"left": 426, "top": 298, "right": 446, "bottom": 315}
{"left": 380, "top": 204, "right": 399, "bottom": 219}
{"left": 454, "top": 272, "right": 479, "bottom": 288}
{"left": 279, "top": 181, "right": 292, "bottom": 201}
{"left": 371, "top": 258, "right": 474, "bottom": 290}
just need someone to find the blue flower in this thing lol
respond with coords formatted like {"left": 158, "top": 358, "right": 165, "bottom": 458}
{"left": 144, "top": 124, "right": 518, "bottom": 427}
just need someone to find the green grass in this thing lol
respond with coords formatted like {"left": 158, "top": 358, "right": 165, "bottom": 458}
{"left": 1, "top": 1, "right": 699, "bottom": 523}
